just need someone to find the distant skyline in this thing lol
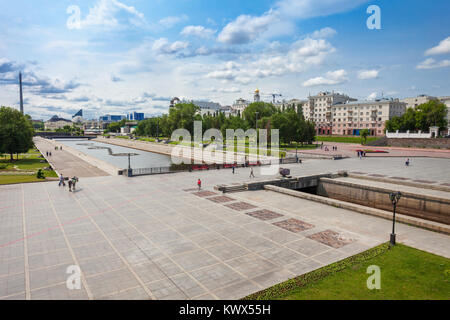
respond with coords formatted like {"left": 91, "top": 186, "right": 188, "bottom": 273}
{"left": 1, "top": 0, "right": 449, "bottom": 120}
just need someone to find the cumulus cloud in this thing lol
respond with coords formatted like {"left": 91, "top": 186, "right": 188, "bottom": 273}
{"left": 181, "top": 25, "right": 216, "bottom": 38}
{"left": 217, "top": 0, "right": 367, "bottom": 44}
{"left": 302, "top": 69, "right": 348, "bottom": 87}
{"left": 358, "top": 69, "right": 379, "bottom": 80}
{"left": 158, "top": 15, "right": 189, "bottom": 29}
{"left": 152, "top": 38, "right": 189, "bottom": 55}
{"left": 217, "top": 13, "right": 276, "bottom": 45}
{"left": 367, "top": 92, "right": 378, "bottom": 100}
{"left": 206, "top": 38, "right": 335, "bottom": 84}
{"left": 66, "top": 0, "right": 145, "bottom": 30}
{"left": 111, "top": 75, "right": 124, "bottom": 82}
{"left": 310, "top": 27, "right": 337, "bottom": 39}
{"left": 425, "top": 36, "right": 450, "bottom": 56}
{"left": 210, "top": 87, "right": 241, "bottom": 94}
{"left": 416, "top": 58, "right": 450, "bottom": 69}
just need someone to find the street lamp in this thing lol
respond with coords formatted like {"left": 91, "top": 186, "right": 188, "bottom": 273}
{"left": 389, "top": 192, "right": 402, "bottom": 246}
{"left": 127, "top": 153, "right": 132, "bottom": 177}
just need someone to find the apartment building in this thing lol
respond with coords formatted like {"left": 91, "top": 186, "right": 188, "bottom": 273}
{"left": 302, "top": 91, "right": 356, "bottom": 135}
{"left": 401, "top": 95, "right": 438, "bottom": 109}
{"left": 331, "top": 99, "right": 406, "bottom": 136}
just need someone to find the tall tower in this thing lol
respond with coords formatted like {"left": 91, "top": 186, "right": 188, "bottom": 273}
{"left": 19, "top": 72, "right": 24, "bottom": 114}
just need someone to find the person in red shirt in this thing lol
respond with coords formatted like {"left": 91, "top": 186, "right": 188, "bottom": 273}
{"left": 197, "top": 179, "right": 202, "bottom": 191}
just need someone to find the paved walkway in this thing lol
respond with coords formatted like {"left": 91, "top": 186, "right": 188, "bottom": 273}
{"left": 293, "top": 142, "right": 450, "bottom": 159}
{"left": 34, "top": 138, "right": 108, "bottom": 178}
{"left": 0, "top": 157, "right": 449, "bottom": 300}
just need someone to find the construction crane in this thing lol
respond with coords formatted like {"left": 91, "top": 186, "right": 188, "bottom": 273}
{"left": 250, "top": 90, "right": 282, "bottom": 103}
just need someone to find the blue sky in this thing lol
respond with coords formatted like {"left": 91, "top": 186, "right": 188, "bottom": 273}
{"left": 1, "top": 0, "right": 449, "bottom": 120}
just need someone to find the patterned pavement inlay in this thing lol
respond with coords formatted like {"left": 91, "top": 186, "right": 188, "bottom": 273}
{"left": 193, "top": 191, "right": 217, "bottom": 198}
{"left": 183, "top": 188, "right": 198, "bottom": 192}
{"left": 307, "top": 230, "right": 355, "bottom": 249}
{"left": 369, "top": 174, "right": 386, "bottom": 177}
{"left": 224, "top": 202, "right": 258, "bottom": 211}
{"left": 273, "top": 218, "right": 314, "bottom": 233}
{"left": 246, "top": 210, "right": 284, "bottom": 221}
{"left": 207, "top": 196, "right": 235, "bottom": 203}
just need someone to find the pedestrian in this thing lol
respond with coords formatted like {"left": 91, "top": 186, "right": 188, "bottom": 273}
{"left": 68, "top": 179, "right": 73, "bottom": 192}
{"left": 49, "top": 152, "right": 52, "bottom": 157}
{"left": 71, "top": 177, "right": 78, "bottom": 191}
{"left": 232, "top": 164, "right": 235, "bottom": 174}
{"left": 405, "top": 158, "right": 410, "bottom": 166}
{"left": 250, "top": 167, "right": 255, "bottom": 178}
{"left": 58, "top": 173, "right": 65, "bottom": 187}
{"left": 60, "top": 146, "right": 63, "bottom": 151}
{"left": 46, "top": 151, "right": 48, "bottom": 157}
{"left": 197, "top": 179, "right": 202, "bottom": 191}
{"left": 321, "top": 142, "right": 323, "bottom": 150}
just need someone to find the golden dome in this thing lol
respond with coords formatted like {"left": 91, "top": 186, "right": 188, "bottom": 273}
{"left": 255, "top": 89, "right": 260, "bottom": 93}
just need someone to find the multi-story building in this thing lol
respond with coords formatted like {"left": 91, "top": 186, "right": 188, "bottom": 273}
{"left": 401, "top": 95, "right": 438, "bottom": 109}
{"left": 127, "top": 112, "right": 145, "bottom": 121}
{"left": 99, "top": 114, "right": 126, "bottom": 123}
{"left": 275, "top": 99, "right": 308, "bottom": 114}
{"left": 331, "top": 98, "right": 406, "bottom": 136}
{"left": 231, "top": 98, "right": 251, "bottom": 115}
{"left": 44, "top": 115, "right": 72, "bottom": 131}
{"left": 302, "top": 91, "right": 356, "bottom": 135}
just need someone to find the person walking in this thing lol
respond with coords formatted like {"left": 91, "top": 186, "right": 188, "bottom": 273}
{"left": 58, "top": 174, "right": 65, "bottom": 187}
{"left": 405, "top": 158, "right": 410, "bottom": 166}
{"left": 232, "top": 164, "right": 235, "bottom": 174}
{"left": 197, "top": 179, "right": 202, "bottom": 191}
{"left": 250, "top": 167, "right": 255, "bottom": 178}
{"left": 71, "top": 177, "right": 78, "bottom": 191}
{"left": 68, "top": 179, "right": 73, "bottom": 192}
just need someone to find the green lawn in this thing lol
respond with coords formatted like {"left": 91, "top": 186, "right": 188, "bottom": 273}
{"left": 0, "top": 148, "right": 57, "bottom": 185}
{"left": 316, "top": 136, "right": 380, "bottom": 144}
{"left": 244, "top": 243, "right": 450, "bottom": 300}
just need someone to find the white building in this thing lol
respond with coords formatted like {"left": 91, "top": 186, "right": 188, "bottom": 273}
{"left": 401, "top": 95, "right": 438, "bottom": 109}
{"left": 439, "top": 96, "right": 450, "bottom": 132}
{"left": 302, "top": 91, "right": 356, "bottom": 135}
{"left": 231, "top": 98, "right": 251, "bottom": 115}
{"left": 331, "top": 98, "right": 406, "bottom": 136}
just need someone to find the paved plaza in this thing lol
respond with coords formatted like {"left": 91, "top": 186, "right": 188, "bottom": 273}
{"left": 0, "top": 157, "right": 449, "bottom": 300}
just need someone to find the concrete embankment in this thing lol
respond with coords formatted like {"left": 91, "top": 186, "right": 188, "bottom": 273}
{"left": 94, "top": 137, "right": 278, "bottom": 165}
{"left": 34, "top": 137, "right": 118, "bottom": 176}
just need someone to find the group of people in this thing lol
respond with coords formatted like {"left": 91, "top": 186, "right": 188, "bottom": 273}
{"left": 46, "top": 146, "right": 62, "bottom": 157}
{"left": 58, "top": 174, "right": 79, "bottom": 192}
{"left": 231, "top": 164, "right": 255, "bottom": 178}
{"left": 320, "top": 143, "right": 338, "bottom": 152}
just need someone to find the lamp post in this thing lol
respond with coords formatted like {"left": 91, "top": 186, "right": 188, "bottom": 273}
{"left": 389, "top": 192, "right": 402, "bottom": 246}
{"left": 127, "top": 153, "right": 132, "bottom": 177}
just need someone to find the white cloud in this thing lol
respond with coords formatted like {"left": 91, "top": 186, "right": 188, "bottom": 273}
{"left": 210, "top": 87, "right": 241, "bottom": 93}
{"left": 416, "top": 58, "right": 450, "bottom": 69}
{"left": 206, "top": 38, "right": 335, "bottom": 83}
{"left": 358, "top": 69, "right": 379, "bottom": 80}
{"left": 302, "top": 69, "right": 348, "bottom": 87}
{"left": 310, "top": 27, "right": 337, "bottom": 39}
{"left": 367, "top": 92, "right": 378, "bottom": 100}
{"left": 181, "top": 26, "right": 216, "bottom": 38}
{"left": 66, "top": 0, "right": 145, "bottom": 30}
{"left": 158, "top": 15, "right": 189, "bottom": 29}
{"left": 425, "top": 36, "right": 450, "bottom": 56}
{"left": 152, "top": 38, "right": 189, "bottom": 55}
{"left": 217, "top": 13, "right": 276, "bottom": 44}
{"left": 216, "top": 0, "right": 369, "bottom": 45}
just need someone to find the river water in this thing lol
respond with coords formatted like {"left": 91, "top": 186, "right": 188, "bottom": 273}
{"left": 56, "top": 139, "right": 179, "bottom": 169}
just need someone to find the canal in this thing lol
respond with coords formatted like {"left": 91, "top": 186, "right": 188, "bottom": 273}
{"left": 56, "top": 139, "right": 180, "bottom": 169}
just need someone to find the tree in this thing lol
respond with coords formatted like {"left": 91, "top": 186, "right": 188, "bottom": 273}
{"left": 360, "top": 129, "right": 370, "bottom": 145}
{"left": 242, "top": 102, "right": 277, "bottom": 128}
{"left": 0, "top": 106, "right": 34, "bottom": 161}
{"left": 385, "top": 101, "right": 448, "bottom": 133}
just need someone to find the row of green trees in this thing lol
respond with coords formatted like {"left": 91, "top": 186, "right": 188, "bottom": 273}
{"left": 134, "top": 102, "right": 316, "bottom": 145}
{"left": 0, "top": 106, "right": 35, "bottom": 161}
{"left": 385, "top": 100, "right": 448, "bottom": 133}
